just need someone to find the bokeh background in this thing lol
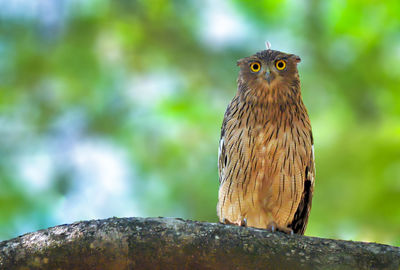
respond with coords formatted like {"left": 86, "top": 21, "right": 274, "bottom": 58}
{"left": 0, "top": 0, "right": 399, "bottom": 246}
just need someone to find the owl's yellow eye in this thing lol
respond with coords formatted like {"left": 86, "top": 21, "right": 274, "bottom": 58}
{"left": 275, "top": 60, "right": 286, "bottom": 70}
{"left": 250, "top": 62, "right": 261, "bottom": 72}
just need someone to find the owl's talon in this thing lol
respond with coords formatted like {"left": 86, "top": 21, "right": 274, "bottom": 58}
{"left": 237, "top": 218, "right": 247, "bottom": 227}
{"left": 221, "top": 218, "right": 235, "bottom": 225}
{"left": 266, "top": 221, "right": 276, "bottom": 232}
{"left": 221, "top": 217, "right": 247, "bottom": 227}
{"left": 278, "top": 226, "right": 293, "bottom": 234}
{"left": 266, "top": 221, "right": 292, "bottom": 234}
{"left": 242, "top": 218, "right": 247, "bottom": 227}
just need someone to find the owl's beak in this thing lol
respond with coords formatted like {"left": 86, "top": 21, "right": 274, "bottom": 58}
{"left": 265, "top": 67, "right": 272, "bottom": 84}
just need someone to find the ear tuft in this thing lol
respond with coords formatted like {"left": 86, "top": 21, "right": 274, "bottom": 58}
{"left": 291, "top": 54, "right": 301, "bottom": 63}
{"left": 237, "top": 58, "right": 246, "bottom": 66}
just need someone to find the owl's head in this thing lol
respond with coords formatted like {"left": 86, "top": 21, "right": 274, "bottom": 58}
{"left": 236, "top": 49, "right": 301, "bottom": 102}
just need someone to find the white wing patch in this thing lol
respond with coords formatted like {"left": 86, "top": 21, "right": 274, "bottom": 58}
{"left": 218, "top": 138, "right": 224, "bottom": 162}
{"left": 218, "top": 137, "right": 226, "bottom": 183}
{"left": 312, "top": 144, "right": 315, "bottom": 160}
{"left": 311, "top": 144, "right": 315, "bottom": 183}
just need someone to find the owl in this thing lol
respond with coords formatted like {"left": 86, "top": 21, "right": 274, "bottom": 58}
{"left": 217, "top": 48, "right": 315, "bottom": 235}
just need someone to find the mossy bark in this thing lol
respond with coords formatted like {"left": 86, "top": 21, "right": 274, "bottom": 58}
{"left": 0, "top": 217, "right": 399, "bottom": 270}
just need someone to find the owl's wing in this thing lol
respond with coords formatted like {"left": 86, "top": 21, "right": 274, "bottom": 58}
{"left": 289, "top": 144, "right": 315, "bottom": 235}
{"left": 218, "top": 105, "right": 230, "bottom": 184}
{"left": 218, "top": 96, "right": 239, "bottom": 184}
{"left": 218, "top": 136, "right": 225, "bottom": 184}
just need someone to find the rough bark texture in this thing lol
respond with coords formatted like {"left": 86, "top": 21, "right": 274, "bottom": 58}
{"left": 0, "top": 217, "right": 399, "bottom": 270}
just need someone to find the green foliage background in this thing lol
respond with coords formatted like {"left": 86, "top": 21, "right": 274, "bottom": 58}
{"left": 0, "top": 0, "right": 399, "bottom": 245}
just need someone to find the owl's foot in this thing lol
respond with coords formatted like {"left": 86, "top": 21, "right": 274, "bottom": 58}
{"left": 266, "top": 221, "right": 293, "bottom": 235}
{"left": 222, "top": 217, "right": 247, "bottom": 227}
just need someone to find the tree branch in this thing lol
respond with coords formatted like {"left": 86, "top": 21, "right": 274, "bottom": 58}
{"left": 0, "top": 217, "right": 399, "bottom": 269}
